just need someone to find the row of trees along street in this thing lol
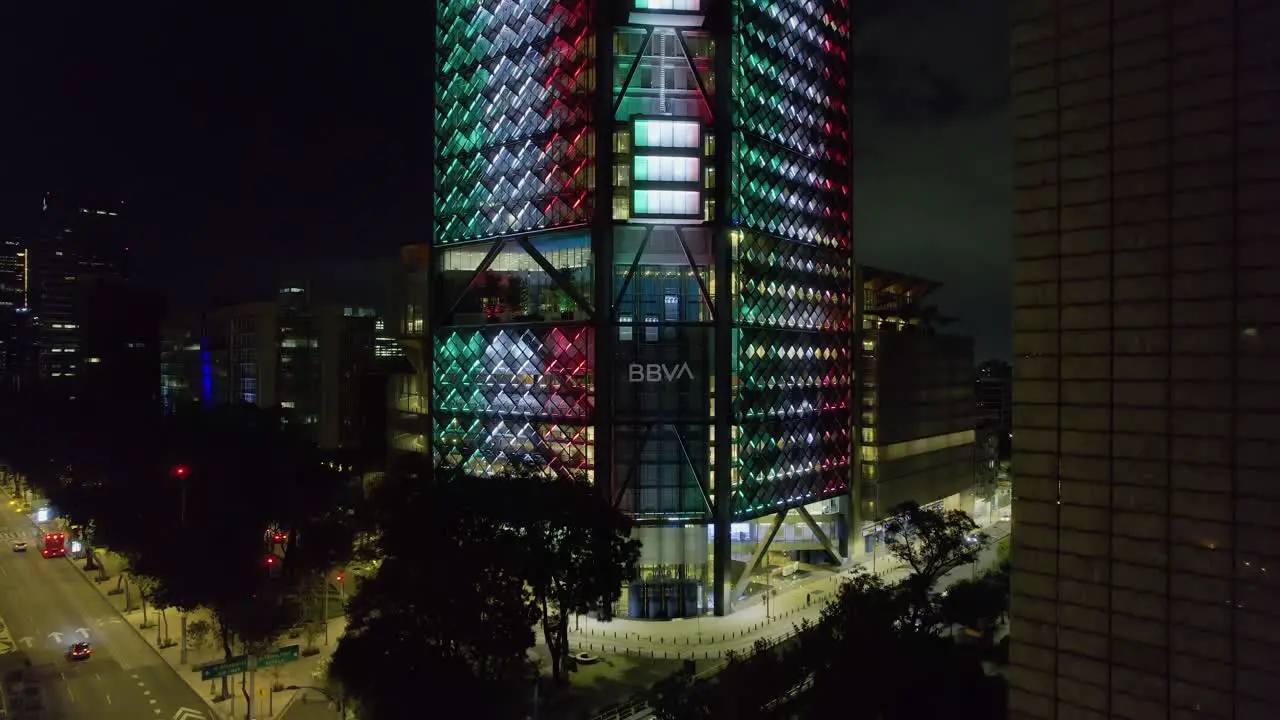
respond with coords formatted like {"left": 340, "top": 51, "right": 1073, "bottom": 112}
{"left": 0, "top": 397, "right": 363, "bottom": 707}
{"left": 0, "top": 394, "right": 645, "bottom": 719}
{"left": 649, "top": 502, "right": 1011, "bottom": 720}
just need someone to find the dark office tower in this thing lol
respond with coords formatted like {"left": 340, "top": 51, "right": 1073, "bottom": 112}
{"left": 0, "top": 240, "right": 34, "bottom": 392}
{"left": 79, "top": 277, "right": 165, "bottom": 418}
{"left": 29, "top": 192, "right": 128, "bottom": 397}
{"left": 430, "top": 1, "right": 853, "bottom": 616}
{"left": 1010, "top": 3, "right": 1280, "bottom": 719}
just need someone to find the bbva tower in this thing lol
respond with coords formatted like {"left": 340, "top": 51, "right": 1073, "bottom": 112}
{"left": 429, "top": 0, "right": 854, "bottom": 617}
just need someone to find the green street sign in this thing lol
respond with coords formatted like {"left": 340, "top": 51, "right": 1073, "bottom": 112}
{"left": 256, "top": 644, "right": 301, "bottom": 670}
{"left": 200, "top": 655, "right": 248, "bottom": 680}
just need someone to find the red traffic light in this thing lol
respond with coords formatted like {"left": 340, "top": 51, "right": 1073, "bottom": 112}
{"left": 265, "top": 556, "right": 276, "bottom": 566}
{"left": 171, "top": 465, "right": 190, "bottom": 479}
{"left": 335, "top": 572, "right": 344, "bottom": 583}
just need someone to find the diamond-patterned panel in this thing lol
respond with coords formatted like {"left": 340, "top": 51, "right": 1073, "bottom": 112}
{"left": 437, "top": 417, "right": 593, "bottom": 483}
{"left": 733, "top": 328, "right": 852, "bottom": 520}
{"left": 436, "top": 0, "right": 594, "bottom": 245}
{"left": 435, "top": 326, "right": 592, "bottom": 419}
{"left": 734, "top": 139, "right": 849, "bottom": 249}
{"left": 434, "top": 326, "right": 594, "bottom": 482}
{"left": 733, "top": 414, "right": 851, "bottom": 518}
{"left": 729, "top": 0, "right": 853, "bottom": 523}
{"left": 735, "top": 0, "right": 850, "bottom": 162}
{"left": 737, "top": 231, "right": 851, "bottom": 332}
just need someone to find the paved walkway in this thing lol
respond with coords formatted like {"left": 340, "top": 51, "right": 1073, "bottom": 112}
{"left": 568, "top": 519, "right": 1011, "bottom": 661}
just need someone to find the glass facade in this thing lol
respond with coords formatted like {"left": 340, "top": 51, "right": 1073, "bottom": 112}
{"left": 432, "top": 0, "right": 852, "bottom": 617}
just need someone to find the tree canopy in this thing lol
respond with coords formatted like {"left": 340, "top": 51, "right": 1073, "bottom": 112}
{"left": 331, "top": 461, "right": 640, "bottom": 719}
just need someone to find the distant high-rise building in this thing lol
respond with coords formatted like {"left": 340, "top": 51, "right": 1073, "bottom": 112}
{"left": 162, "top": 288, "right": 385, "bottom": 451}
{"left": 29, "top": 192, "right": 129, "bottom": 397}
{"left": 0, "top": 240, "right": 34, "bottom": 393}
{"left": 1009, "top": 3, "right": 1280, "bottom": 718}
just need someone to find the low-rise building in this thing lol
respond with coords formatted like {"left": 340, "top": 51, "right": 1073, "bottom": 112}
{"left": 856, "top": 266, "right": 977, "bottom": 555}
{"left": 160, "top": 288, "right": 386, "bottom": 452}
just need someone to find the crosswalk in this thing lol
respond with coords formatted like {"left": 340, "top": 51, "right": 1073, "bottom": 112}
{"left": 0, "top": 530, "right": 37, "bottom": 542}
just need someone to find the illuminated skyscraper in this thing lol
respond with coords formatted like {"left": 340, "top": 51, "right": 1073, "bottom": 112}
{"left": 430, "top": 0, "right": 853, "bottom": 616}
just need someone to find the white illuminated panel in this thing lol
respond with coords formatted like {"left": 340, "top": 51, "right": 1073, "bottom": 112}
{"left": 633, "top": 190, "right": 700, "bottom": 217}
{"left": 635, "top": 0, "right": 700, "bottom": 9}
{"left": 634, "top": 119, "right": 700, "bottom": 149}
{"left": 634, "top": 156, "right": 700, "bottom": 183}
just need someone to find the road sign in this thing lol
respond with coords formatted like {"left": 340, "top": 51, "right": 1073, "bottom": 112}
{"left": 199, "top": 655, "right": 248, "bottom": 680}
{"left": 174, "top": 708, "right": 206, "bottom": 720}
{"left": 255, "top": 644, "right": 300, "bottom": 670}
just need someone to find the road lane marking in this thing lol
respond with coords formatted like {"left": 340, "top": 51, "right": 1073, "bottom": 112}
{"left": 106, "top": 694, "right": 112, "bottom": 704}
{"left": 95, "top": 673, "right": 102, "bottom": 682}
{"left": 138, "top": 681, "right": 146, "bottom": 686}
{"left": 150, "top": 698, "right": 157, "bottom": 704}
{"left": 144, "top": 689, "right": 151, "bottom": 695}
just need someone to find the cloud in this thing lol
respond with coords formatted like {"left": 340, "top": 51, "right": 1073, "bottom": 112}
{"left": 853, "top": 0, "right": 1011, "bottom": 359}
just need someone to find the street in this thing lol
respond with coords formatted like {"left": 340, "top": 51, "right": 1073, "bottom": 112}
{"left": 0, "top": 501, "right": 213, "bottom": 720}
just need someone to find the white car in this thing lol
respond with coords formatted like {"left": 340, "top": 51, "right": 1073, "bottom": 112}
{"left": 11, "top": 541, "right": 27, "bottom": 552}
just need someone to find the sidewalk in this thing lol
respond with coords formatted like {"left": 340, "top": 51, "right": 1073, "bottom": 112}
{"left": 567, "top": 519, "right": 1011, "bottom": 660}
{"left": 64, "top": 547, "right": 347, "bottom": 719}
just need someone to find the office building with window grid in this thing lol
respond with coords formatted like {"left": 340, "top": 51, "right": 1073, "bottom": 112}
{"left": 427, "top": 0, "right": 853, "bottom": 616}
{"left": 1009, "top": 2, "right": 1280, "bottom": 717}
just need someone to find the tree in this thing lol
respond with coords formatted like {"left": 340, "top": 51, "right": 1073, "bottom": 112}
{"left": 939, "top": 577, "right": 1005, "bottom": 637}
{"left": 883, "top": 501, "right": 987, "bottom": 612}
{"left": 331, "top": 460, "right": 539, "bottom": 719}
{"left": 484, "top": 474, "right": 640, "bottom": 685}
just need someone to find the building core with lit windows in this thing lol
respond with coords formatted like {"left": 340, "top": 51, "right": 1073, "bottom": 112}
{"left": 424, "top": 0, "right": 853, "bottom": 617}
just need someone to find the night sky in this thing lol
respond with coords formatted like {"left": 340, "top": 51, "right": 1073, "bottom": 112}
{"left": 1, "top": 0, "right": 1009, "bottom": 360}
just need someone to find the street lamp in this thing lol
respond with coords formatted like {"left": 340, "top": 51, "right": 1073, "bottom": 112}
{"left": 171, "top": 463, "right": 191, "bottom": 666}
{"left": 284, "top": 685, "right": 347, "bottom": 719}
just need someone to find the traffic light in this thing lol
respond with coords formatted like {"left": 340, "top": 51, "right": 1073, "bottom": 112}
{"left": 335, "top": 572, "right": 344, "bottom": 583}
{"left": 171, "top": 465, "right": 190, "bottom": 479}
{"left": 264, "top": 556, "right": 276, "bottom": 566}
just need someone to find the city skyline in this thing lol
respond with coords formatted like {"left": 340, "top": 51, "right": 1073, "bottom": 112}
{"left": 0, "top": 0, "right": 1011, "bottom": 359}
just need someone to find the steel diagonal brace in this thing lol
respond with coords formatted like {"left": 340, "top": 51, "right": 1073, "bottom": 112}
{"left": 674, "top": 227, "right": 715, "bottom": 321}
{"left": 614, "top": 28, "right": 655, "bottom": 117}
{"left": 613, "top": 225, "right": 653, "bottom": 312}
{"left": 796, "top": 505, "right": 845, "bottom": 565}
{"left": 674, "top": 29, "right": 714, "bottom": 120}
{"left": 670, "top": 424, "right": 713, "bottom": 517}
{"left": 730, "top": 509, "right": 788, "bottom": 610}
{"left": 612, "top": 424, "right": 655, "bottom": 509}
{"left": 516, "top": 237, "right": 595, "bottom": 318}
{"left": 443, "top": 239, "right": 507, "bottom": 323}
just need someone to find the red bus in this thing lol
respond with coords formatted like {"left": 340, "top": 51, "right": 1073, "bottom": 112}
{"left": 42, "top": 532, "right": 66, "bottom": 558}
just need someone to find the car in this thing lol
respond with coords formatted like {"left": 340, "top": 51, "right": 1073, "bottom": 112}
{"left": 571, "top": 651, "right": 600, "bottom": 666}
{"left": 11, "top": 542, "right": 26, "bottom": 552}
{"left": 67, "top": 642, "right": 92, "bottom": 661}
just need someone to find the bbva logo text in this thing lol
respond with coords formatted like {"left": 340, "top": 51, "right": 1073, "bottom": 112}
{"left": 628, "top": 362, "right": 695, "bottom": 382}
